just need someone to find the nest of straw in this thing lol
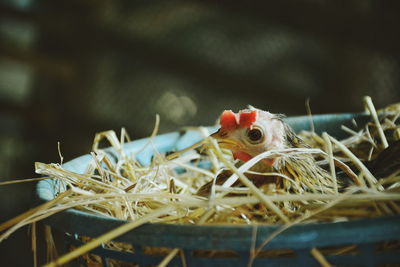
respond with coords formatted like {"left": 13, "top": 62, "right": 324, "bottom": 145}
{"left": 32, "top": 100, "right": 400, "bottom": 227}
{"left": 1, "top": 97, "right": 399, "bottom": 266}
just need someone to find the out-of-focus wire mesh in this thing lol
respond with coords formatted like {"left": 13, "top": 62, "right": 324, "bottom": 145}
{"left": 0, "top": 0, "right": 400, "bottom": 265}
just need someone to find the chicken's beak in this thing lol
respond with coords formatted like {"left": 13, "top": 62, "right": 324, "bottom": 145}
{"left": 210, "top": 130, "right": 241, "bottom": 150}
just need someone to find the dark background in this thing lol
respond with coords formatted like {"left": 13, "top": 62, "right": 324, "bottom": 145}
{"left": 0, "top": 0, "right": 400, "bottom": 265}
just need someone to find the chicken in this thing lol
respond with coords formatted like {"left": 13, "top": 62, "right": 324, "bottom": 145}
{"left": 197, "top": 107, "right": 334, "bottom": 196}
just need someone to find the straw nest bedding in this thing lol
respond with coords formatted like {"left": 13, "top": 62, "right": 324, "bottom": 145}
{"left": 33, "top": 98, "right": 400, "bottom": 226}
{"left": 1, "top": 97, "right": 399, "bottom": 266}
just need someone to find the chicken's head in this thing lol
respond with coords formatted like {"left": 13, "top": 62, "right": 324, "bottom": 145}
{"left": 211, "top": 108, "right": 286, "bottom": 167}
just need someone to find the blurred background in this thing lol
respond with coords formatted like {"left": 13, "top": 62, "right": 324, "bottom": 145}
{"left": 0, "top": 0, "right": 400, "bottom": 265}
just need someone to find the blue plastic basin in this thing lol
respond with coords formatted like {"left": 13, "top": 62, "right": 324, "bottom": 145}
{"left": 36, "top": 113, "right": 400, "bottom": 267}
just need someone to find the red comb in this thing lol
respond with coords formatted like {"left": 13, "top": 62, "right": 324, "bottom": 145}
{"left": 220, "top": 110, "right": 238, "bottom": 130}
{"left": 239, "top": 110, "right": 257, "bottom": 128}
{"left": 220, "top": 110, "right": 257, "bottom": 130}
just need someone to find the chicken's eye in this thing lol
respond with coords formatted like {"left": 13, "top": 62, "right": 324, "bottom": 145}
{"left": 246, "top": 128, "right": 264, "bottom": 143}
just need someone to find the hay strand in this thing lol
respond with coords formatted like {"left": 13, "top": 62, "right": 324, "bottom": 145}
{"left": 44, "top": 205, "right": 175, "bottom": 267}
{"left": 322, "top": 132, "right": 337, "bottom": 194}
{"left": 310, "top": 247, "right": 332, "bottom": 267}
{"left": 364, "top": 96, "right": 389, "bottom": 148}
{"left": 0, "top": 190, "right": 72, "bottom": 233}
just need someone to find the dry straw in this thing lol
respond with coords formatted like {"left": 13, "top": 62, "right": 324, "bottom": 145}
{"left": 0, "top": 97, "right": 399, "bottom": 266}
